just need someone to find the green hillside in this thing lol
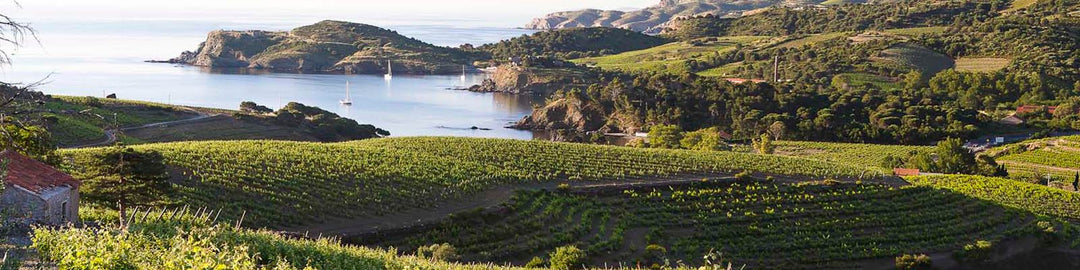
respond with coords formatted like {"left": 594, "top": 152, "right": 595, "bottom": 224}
{"left": 991, "top": 136, "right": 1080, "bottom": 181}
{"left": 481, "top": 27, "right": 670, "bottom": 60}
{"left": 571, "top": 36, "right": 769, "bottom": 75}
{"left": 871, "top": 43, "right": 955, "bottom": 75}
{"left": 60, "top": 137, "right": 883, "bottom": 228}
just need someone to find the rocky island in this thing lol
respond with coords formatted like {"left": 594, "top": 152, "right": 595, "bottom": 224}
{"left": 161, "top": 20, "right": 483, "bottom": 74}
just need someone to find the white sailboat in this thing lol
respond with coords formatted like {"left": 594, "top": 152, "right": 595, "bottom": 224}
{"left": 340, "top": 81, "right": 353, "bottom": 105}
{"left": 460, "top": 65, "right": 466, "bottom": 82}
{"left": 384, "top": 60, "right": 393, "bottom": 80}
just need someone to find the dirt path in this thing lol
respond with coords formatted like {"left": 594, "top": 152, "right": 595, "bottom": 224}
{"left": 291, "top": 173, "right": 905, "bottom": 238}
{"left": 65, "top": 111, "right": 220, "bottom": 149}
{"left": 1000, "top": 160, "right": 1079, "bottom": 173}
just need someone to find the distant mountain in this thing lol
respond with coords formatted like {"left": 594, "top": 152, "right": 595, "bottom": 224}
{"left": 524, "top": 0, "right": 818, "bottom": 34}
{"left": 166, "top": 20, "right": 481, "bottom": 74}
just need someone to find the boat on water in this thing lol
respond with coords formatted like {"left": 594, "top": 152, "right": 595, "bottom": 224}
{"left": 460, "top": 65, "right": 466, "bottom": 81}
{"left": 384, "top": 60, "right": 393, "bottom": 80}
{"left": 340, "top": 81, "right": 353, "bottom": 105}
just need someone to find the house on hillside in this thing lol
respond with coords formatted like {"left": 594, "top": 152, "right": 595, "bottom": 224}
{"left": 1016, "top": 105, "right": 1057, "bottom": 115}
{"left": 0, "top": 150, "right": 80, "bottom": 225}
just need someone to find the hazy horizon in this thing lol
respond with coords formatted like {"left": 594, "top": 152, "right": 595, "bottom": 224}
{"left": 10, "top": 0, "right": 658, "bottom": 27}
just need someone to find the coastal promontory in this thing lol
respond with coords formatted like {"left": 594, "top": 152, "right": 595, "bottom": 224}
{"left": 165, "top": 20, "right": 482, "bottom": 74}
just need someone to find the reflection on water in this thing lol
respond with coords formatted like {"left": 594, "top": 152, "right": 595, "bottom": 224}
{"left": 8, "top": 60, "right": 545, "bottom": 139}
{"left": 1, "top": 23, "right": 546, "bottom": 140}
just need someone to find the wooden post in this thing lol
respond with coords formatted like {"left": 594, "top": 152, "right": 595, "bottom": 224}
{"left": 212, "top": 208, "right": 222, "bottom": 224}
{"left": 235, "top": 210, "right": 246, "bottom": 230}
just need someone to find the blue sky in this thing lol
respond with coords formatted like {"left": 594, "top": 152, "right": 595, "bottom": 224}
{"left": 11, "top": 0, "right": 659, "bottom": 27}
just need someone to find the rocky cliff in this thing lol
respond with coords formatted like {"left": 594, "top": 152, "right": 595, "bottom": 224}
{"left": 468, "top": 66, "right": 597, "bottom": 95}
{"left": 513, "top": 97, "right": 607, "bottom": 131}
{"left": 166, "top": 20, "right": 480, "bottom": 74}
{"left": 525, "top": 0, "right": 810, "bottom": 34}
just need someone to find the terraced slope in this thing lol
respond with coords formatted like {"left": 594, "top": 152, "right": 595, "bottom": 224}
{"left": 572, "top": 36, "right": 769, "bottom": 74}
{"left": 61, "top": 137, "right": 883, "bottom": 228}
{"left": 991, "top": 135, "right": 1080, "bottom": 180}
{"left": 367, "top": 180, "right": 1060, "bottom": 269}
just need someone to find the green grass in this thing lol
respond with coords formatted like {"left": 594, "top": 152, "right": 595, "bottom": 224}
{"left": 60, "top": 137, "right": 884, "bottom": 228}
{"left": 572, "top": 36, "right": 769, "bottom": 75}
{"left": 955, "top": 57, "right": 1012, "bottom": 72}
{"left": 872, "top": 43, "right": 955, "bottom": 75}
{"left": 695, "top": 62, "right": 746, "bottom": 77}
{"left": 1005, "top": 0, "right": 1039, "bottom": 12}
{"left": 41, "top": 96, "right": 200, "bottom": 146}
{"left": 832, "top": 72, "right": 904, "bottom": 91}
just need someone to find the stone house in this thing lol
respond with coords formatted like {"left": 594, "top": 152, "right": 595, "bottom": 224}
{"left": 0, "top": 150, "right": 80, "bottom": 225}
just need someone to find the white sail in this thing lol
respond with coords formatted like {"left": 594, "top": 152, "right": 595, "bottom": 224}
{"left": 460, "top": 65, "right": 466, "bottom": 81}
{"left": 340, "top": 81, "right": 353, "bottom": 105}
{"left": 384, "top": 60, "right": 393, "bottom": 80}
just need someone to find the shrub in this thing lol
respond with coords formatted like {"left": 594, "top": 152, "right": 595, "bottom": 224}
{"left": 648, "top": 125, "right": 683, "bottom": 149}
{"left": 626, "top": 137, "right": 648, "bottom": 148}
{"left": 557, "top": 183, "right": 571, "bottom": 191}
{"left": 735, "top": 171, "right": 754, "bottom": 182}
{"left": 895, "top": 254, "right": 932, "bottom": 270}
{"left": 955, "top": 240, "right": 993, "bottom": 262}
{"left": 525, "top": 256, "right": 545, "bottom": 268}
{"left": 417, "top": 243, "right": 460, "bottom": 262}
{"left": 644, "top": 244, "right": 666, "bottom": 263}
{"left": 549, "top": 245, "right": 586, "bottom": 270}
{"left": 752, "top": 134, "right": 776, "bottom": 154}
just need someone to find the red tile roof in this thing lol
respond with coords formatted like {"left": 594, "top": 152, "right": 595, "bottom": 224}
{"left": 893, "top": 168, "right": 921, "bottom": 177}
{"left": 1016, "top": 105, "right": 1057, "bottom": 114}
{"left": 724, "top": 78, "right": 767, "bottom": 84}
{"left": 2, "top": 150, "right": 80, "bottom": 194}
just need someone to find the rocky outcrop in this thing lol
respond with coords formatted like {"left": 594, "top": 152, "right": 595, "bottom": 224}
{"left": 468, "top": 66, "right": 596, "bottom": 95}
{"left": 525, "top": 0, "right": 802, "bottom": 34}
{"left": 162, "top": 20, "right": 477, "bottom": 74}
{"left": 513, "top": 97, "right": 607, "bottom": 131}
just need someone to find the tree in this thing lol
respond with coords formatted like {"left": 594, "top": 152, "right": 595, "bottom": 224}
{"left": 416, "top": 243, "right": 459, "bottom": 262}
{"left": 903, "top": 70, "right": 926, "bottom": 90}
{"left": 680, "top": 127, "right": 730, "bottom": 151}
{"left": 647, "top": 125, "right": 683, "bottom": 149}
{"left": 767, "top": 121, "right": 786, "bottom": 140}
{"left": 239, "top": 101, "right": 272, "bottom": 114}
{"left": 548, "top": 245, "right": 585, "bottom": 270}
{"left": 934, "top": 138, "right": 978, "bottom": 174}
{"left": 80, "top": 147, "right": 174, "bottom": 209}
{"left": 1073, "top": 172, "right": 1078, "bottom": 192}
{"left": 895, "top": 254, "right": 932, "bottom": 270}
{"left": 752, "top": 134, "right": 776, "bottom": 154}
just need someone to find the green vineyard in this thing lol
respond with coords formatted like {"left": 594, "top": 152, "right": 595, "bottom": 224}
{"left": 993, "top": 136, "right": 1080, "bottom": 180}
{"left": 367, "top": 180, "right": 1070, "bottom": 269}
{"left": 61, "top": 137, "right": 884, "bottom": 228}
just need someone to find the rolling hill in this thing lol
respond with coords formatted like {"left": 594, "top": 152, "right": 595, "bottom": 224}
{"left": 168, "top": 20, "right": 481, "bottom": 74}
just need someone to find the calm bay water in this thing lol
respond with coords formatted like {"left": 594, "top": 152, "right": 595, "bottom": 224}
{"left": 1, "top": 20, "right": 541, "bottom": 139}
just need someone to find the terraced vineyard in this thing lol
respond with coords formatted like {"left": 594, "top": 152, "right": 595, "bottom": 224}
{"left": 761, "top": 141, "right": 933, "bottom": 169}
{"left": 571, "top": 36, "right": 770, "bottom": 75}
{"left": 367, "top": 180, "right": 1055, "bottom": 269}
{"left": 908, "top": 175, "right": 1080, "bottom": 221}
{"left": 993, "top": 136, "right": 1080, "bottom": 180}
{"left": 61, "top": 137, "right": 884, "bottom": 228}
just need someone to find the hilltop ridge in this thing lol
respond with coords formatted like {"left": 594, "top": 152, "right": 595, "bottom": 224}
{"left": 166, "top": 20, "right": 482, "bottom": 74}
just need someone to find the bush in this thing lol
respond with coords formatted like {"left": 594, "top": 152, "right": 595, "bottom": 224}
{"left": 416, "top": 243, "right": 460, "bottom": 262}
{"left": 557, "top": 183, "right": 571, "bottom": 191}
{"left": 525, "top": 256, "right": 545, "bottom": 268}
{"left": 752, "top": 134, "right": 775, "bottom": 154}
{"left": 644, "top": 244, "right": 666, "bottom": 263}
{"left": 954, "top": 240, "right": 993, "bottom": 262}
{"left": 895, "top": 254, "right": 932, "bottom": 270}
{"left": 735, "top": 171, "right": 754, "bottom": 182}
{"left": 626, "top": 138, "right": 647, "bottom": 148}
{"left": 648, "top": 125, "right": 683, "bottom": 149}
{"left": 549, "top": 245, "right": 586, "bottom": 270}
